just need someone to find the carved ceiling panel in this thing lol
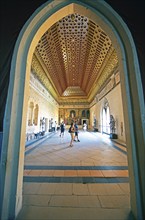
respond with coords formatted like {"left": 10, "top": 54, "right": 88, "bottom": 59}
{"left": 32, "top": 13, "right": 118, "bottom": 105}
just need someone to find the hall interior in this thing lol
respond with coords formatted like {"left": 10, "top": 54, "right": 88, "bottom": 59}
{"left": 2, "top": 1, "right": 145, "bottom": 219}
{"left": 22, "top": 14, "right": 128, "bottom": 218}
{"left": 26, "top": 12, "right": 125, "bottom": 145}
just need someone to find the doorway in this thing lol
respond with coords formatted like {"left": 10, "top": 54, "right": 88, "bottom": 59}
{"left": 1, "top": 1, "right": 144, "bottom": 220}
{"left": 102, "top": 103, "right": 110, "bottom": 134}
{"left": 82, "top": 119, "right": 88, "bottom": 125}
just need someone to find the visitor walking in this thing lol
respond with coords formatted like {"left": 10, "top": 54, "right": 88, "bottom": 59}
{"left": 68, "top": 122, "right": 75, "bottom": 147}
{"left": 60, "top": 121, "right": 65, "bottom": 137}
{"left": 74, "top": 121, "right": 80, "bottom": 142}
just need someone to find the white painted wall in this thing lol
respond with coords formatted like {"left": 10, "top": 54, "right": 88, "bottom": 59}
{"left": 26, "top": 73, "right": 59, "bottom": 135}
{"left": 90, "top": 83, "right": 126, "bottom": 142}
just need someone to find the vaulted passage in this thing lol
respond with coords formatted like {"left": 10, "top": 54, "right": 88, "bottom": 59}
{"left": 33, "top": 13, "right": 116, "bottom": 104}
{"left": 0, "top": 1, "right": 144, "bottom": 220}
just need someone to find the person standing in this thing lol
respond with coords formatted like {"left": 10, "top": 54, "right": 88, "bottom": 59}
{"left": 60, "top": 121, "right": 65, "bottom": 137}
{"left": 74, "top": 121, "right": 80, "bottom": 142}
{"left": 69, "top": 122, "right": 75, "bottom": 147}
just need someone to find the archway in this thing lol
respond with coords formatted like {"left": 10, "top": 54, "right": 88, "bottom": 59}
{"left": 1, "top": 1, "right": 144, "bottom": 219}
{"left": 102, "top": 98, "right": 110, "bottom": 134}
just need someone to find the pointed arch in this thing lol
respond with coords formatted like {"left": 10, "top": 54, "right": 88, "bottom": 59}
{"left": 1, "top": 1, "right": 144, "bottom": 219}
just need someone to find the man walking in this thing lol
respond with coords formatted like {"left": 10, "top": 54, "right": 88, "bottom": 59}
{"left": 60, "top": 121, "right": 65, "bottom": 137}
{"left": 74, "top": 121, "right": 80, "bottom": 142}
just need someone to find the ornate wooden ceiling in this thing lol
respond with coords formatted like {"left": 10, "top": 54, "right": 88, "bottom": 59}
{"left": 32, "top": 13, "right": 118, "bottom": 105}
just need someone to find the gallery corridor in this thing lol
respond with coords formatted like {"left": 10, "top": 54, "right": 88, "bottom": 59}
{"left": 17, "top": 130, "right": 130, "bottom": 220}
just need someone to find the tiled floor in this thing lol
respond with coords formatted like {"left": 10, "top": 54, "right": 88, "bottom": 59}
{"left": 17, "top": 131, "right": 131, "bottom": 220}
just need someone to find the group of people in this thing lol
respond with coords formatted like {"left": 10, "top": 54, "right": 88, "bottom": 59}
{"left": 59, "top": 121, "right": 80, "bottom": 147}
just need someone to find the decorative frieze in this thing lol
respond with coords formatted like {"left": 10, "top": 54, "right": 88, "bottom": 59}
{"left": 91, "top": 72, "right": 120, "bottom": 104}
{"left": 30, "top": 72, "right": 59, "bottom": 107}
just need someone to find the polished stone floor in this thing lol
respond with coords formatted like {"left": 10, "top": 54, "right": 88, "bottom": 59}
{"left": 17, "top": 130, "right": 131, "bottom": 220}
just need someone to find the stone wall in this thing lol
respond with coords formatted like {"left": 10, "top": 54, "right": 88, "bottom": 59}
{"left": 26, "top": 73, "right": 59, "bottom": 140}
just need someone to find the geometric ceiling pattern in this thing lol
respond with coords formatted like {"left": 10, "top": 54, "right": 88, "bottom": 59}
{"left": 32, "top": 13, "right": 118, "bottom": 105}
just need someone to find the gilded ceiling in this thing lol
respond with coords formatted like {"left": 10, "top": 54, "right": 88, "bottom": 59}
{"left": 32, "top": 13, "right": 118, "bottom": 105}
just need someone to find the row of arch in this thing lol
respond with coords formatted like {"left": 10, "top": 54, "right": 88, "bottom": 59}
{"left": 69, "top": 110, "right": 90, "bottom": 118}
{"left": 28, "top": 99, "right": 113, "bottom": 135}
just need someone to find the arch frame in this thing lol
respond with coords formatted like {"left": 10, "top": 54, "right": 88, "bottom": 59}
{"left": 0, "top": 0, "right": 144, "bottom": 219}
